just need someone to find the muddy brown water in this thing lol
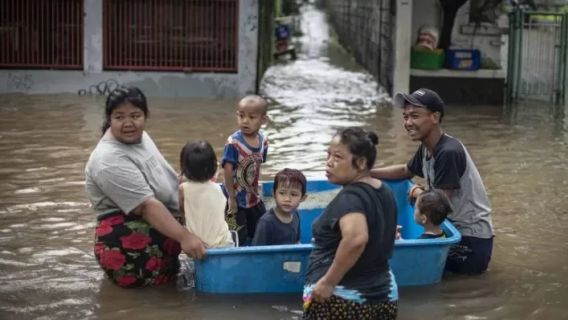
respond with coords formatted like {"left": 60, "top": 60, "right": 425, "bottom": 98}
{"left": 1, "top": 4, "right": 568, "bottom": 320}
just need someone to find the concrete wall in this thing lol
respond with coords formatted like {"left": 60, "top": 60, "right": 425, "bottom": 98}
{"left": 410, "top": 74, "right": 505, "bottom": 105}
{"left": 411, "top": 0, "right": 440, "bottom": 46}
{"left": 0, "top": 0, "right": 259, "bottom": 98}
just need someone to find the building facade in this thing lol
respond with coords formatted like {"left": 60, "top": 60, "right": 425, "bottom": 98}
{"left": 0, "top": 0, "right": 261, "bottom": 98}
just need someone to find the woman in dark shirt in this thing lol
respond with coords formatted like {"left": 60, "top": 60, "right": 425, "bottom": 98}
{"left": 303, "top": 127, "right": 398, "bottom": 320}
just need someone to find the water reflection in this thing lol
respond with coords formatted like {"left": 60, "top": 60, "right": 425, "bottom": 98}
{"left": 0, "top": 3, "right": 568, "bottom": 320}
{"left": 262, "top": 5, "right": 389, "bottom": 175}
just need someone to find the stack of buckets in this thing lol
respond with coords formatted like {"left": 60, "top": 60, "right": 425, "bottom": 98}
{"left": 411, "top": 26, "right": 480, "bottom": 71}
{"left": 411, "top": 26, "right": 445, "bottom": 70}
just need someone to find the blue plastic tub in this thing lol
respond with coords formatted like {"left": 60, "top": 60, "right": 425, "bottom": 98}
{"left": 194, "top": 178, "right": 461, "bottom": 294}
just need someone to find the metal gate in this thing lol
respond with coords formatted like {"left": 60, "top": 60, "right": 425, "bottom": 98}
{"left": 507, "top": 10, "right": 568, "bottom": 105}
{"left": 0, "top": 0, "right": 83, "bottom": 69}
{"left": 325, "top": 0, "right": 395, "bottom": 94}
{"left": 103, "top": 0, "right": 238, "bottom": 72}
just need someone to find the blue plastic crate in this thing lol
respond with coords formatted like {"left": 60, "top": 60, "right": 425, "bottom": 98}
{"left": 194, "top": 178, "right": 461, "bottom": 294}
{"left": 446, "top": 49, "right": 481, "bottom": 70}
{"left": 275, "top": 25, "right": 291, "bottom": 40}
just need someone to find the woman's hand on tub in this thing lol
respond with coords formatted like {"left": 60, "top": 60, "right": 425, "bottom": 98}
{"left": 395, "top": 225, "right": 402, "bottom": 240}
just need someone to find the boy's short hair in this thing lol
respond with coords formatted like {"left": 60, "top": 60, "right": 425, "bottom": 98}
{"left": 273, "top": 168, "right": 307, "bottom": 196}
{"left": 238, "top": 95, "right": 268, "bottom": 115}
{"left": 417, "top": 189, "right": 452, "bottom": 225}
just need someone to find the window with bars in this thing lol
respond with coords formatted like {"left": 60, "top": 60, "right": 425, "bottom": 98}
{"left": 0, "top": 0, "right": 83, "bottom": 69}
{"left": 103, "top": 0, "right": 238, "bottom": 73}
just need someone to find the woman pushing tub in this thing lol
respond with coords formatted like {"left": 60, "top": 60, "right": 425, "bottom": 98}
{"left": 85, "top": 86, "right": 206, "bottom": 288}
{"left": 303, "top": 127, "right": 398, "bottom": 319}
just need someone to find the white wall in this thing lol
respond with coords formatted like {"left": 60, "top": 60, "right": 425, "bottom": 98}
{"left": 411, "top": 0, "right": 441, "bottom": 46}
{"left": 449, "top": 1, "right": 504, "bottom": 68}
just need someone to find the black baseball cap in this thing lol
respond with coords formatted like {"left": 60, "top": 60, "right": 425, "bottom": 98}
{"left": 393, "top": 88, "right": 445, "bottom": 118}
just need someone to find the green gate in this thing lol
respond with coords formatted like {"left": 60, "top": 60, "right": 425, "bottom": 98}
{"left": 507, "top": 10, "right": 568, "bottom": 105}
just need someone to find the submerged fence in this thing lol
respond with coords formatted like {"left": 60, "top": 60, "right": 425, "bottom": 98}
{"left": 257, "top": 0, "right": 275, "bottom": 91}
{"left": 103, "top": 0, "right": 239, "bottom": 72}
{"left": 0, "top": 0, "right": 83, "bottom": 69}
{"left": 324, "top": 0, "right": 395, "bottom": 93}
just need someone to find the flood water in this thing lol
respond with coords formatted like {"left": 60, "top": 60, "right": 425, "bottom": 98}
{"left": 1, "top": 4, "right": 568, "bottom": 320}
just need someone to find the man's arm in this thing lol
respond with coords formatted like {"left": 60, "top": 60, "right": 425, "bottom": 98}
{"left": 439, "top": 188, "right": 455, "bottom": 201}
{"left": 370, "top": 164, "right": 415, "bottom": 180}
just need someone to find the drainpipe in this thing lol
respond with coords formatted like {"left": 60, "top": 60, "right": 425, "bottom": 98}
{"left": 393, "top": 0, "right": 412, "bottom": 95}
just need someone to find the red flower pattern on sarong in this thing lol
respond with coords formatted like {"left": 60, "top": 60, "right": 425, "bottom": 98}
{"left": 94, "top": 242, "right": 106, "bottom": 256}
{"left": 145, "top": 256, "right": 162, "bottom": 272}
{"left": 152, "top": 274, "right": 170, "bottom": 286}
{"left": 99, "top": 249, "right": 126, "bottom": 270}
{"left": 104, "top": 215, "right": 125, "bottom": 225}
{"left": 162, "top": 238, "right": 181, "bottom": 255}
{"left": 95, "top": 223, "right": 113, "bottom": 236}
{"left": 116, "top": 275, "right": 138, "bottom": 287}
{"left": 120, "top": 233, "right": 151, "bottom": 250}
{"left": 95, "top": 213, "right": 179, "bottom": 288}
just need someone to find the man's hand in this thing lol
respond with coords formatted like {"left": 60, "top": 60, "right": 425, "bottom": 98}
{"left": 408, "top": 184, "right": 424, "bottom": 204}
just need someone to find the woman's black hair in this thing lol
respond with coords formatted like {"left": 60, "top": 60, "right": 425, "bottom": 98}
{"left": 101, "top": 86, "right": 148, "bottom": 134}
{"left": 180, "top": 140, "right": 218, "bottom": 183}
{"left": 336, "top": 127, "right": 379, "bottom": 170}
{"left": 417, "top": 189, "right": 453, "bottom": 225}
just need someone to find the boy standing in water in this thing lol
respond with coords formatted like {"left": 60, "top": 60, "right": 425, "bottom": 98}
{"left": 222, "top": 95, "right": 269, "bottom": 245}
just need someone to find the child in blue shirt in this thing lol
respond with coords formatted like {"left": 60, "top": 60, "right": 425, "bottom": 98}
{"left": 222, "top": 95, "right": 269, "bottom": 245}
{"left": 414, "top": 189, "right": 452, "bottom": 239}
{"left": 252, "top": 168, "right": 307, "bottom": 246}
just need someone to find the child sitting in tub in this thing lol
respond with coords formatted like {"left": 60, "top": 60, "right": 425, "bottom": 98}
{"left": 179, "top": 140, "right": 234, "bottom": 248}
{"left": 251, "top": 168, "right": 306, "bottom": 246}
{"left": 414, "top": 189, "right": 453, "bottom": 239}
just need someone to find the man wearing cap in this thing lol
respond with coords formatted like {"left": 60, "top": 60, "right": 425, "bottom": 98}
{"left": 371, "top": 88, "right": 494, "bottom": 274}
